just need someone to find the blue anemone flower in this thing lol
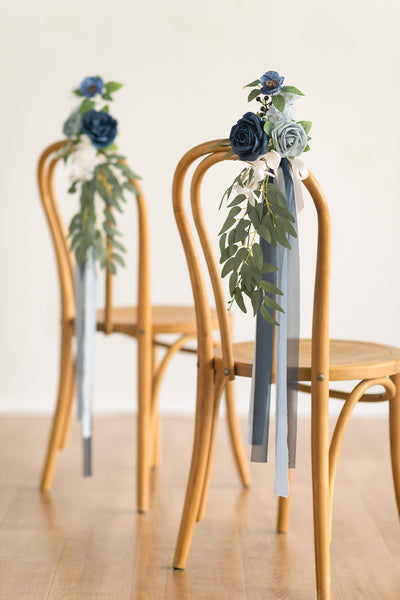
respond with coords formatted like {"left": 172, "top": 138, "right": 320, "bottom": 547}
{"left": 259, "top": 71, "right": 284, "bottom": 95}
{"left": 79, "top": 76, "right": 104, "bottom": 98}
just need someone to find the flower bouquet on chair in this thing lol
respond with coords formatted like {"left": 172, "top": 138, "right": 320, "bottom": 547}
{"left": 218, "top": 71, "right": 311, "bottom": 496}
{"left": 58, "top": 76, "right": 140, "bottom": 476}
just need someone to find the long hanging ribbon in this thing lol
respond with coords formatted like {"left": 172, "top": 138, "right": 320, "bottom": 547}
{"left": 248, "top": 158, "right": 300, "bottom": 497}
{"left": 75, "top": 246, "right": 97, "bottom": 476}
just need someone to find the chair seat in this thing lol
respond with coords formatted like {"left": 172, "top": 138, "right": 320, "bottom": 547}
{"left": 95, "top": 304, "right": 220, "bottom": 337}
{"left": 214, "top": 339, "right": 400, "bottom": 382}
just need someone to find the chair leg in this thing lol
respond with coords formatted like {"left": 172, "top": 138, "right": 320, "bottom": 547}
{"left": 311, "top": 383, "right": 331, "bottom": 600}
{"left": 173, "top": 368, "right": 215, "bottom": 569}
{"left": 197, "top": 372, "right": 226, "bottom": 522}
{"left": 40, "top": 321, "right": 74, "bottom": 491}
{"left": 150, "top": 346, "right": 160, "bottom": 469}
{"left": 137, "top": 332, "right": 153, "bottom": 513}
{"left": 58, "top": 361, "right": 76, "bottom": 450}
{"left": 277, "top": 468, "right": 293, "bottom": 533}
{"left": 224, "top": 379, "right": 251, "bottom": 488}
{"left": 389, "top": 373, "right": 400, "bottom": 518}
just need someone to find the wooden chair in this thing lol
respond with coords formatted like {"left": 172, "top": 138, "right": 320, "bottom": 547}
{"left": 37, "top": 140, "right": 251, "bottom": 513}
{"left": 171, "top": 140, "right": 400, "bottom": 599}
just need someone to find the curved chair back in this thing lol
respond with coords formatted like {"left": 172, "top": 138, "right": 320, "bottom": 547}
{"left": 172, "top": 141, "right": 331, "bottom": 393}
{"left": 37, "top": 140, "right": 151, "bottom": 338}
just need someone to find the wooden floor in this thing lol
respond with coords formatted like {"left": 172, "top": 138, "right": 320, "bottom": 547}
{"left": 0, "top": 415, "right": 399, "bottom": 599}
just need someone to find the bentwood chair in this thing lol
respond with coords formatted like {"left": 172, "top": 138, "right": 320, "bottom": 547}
{"left": 171, "top": 140, "right": 400, "bottom": 599}
{"left": 38, "top": 140, "right": 251, "bottom": 513}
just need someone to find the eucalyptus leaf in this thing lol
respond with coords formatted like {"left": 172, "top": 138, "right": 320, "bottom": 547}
{"left": 248, "top": 88, "right": 260, "bottom": 102}
{"left": 105, "top": 81, "right": 123, "bottom": 93}
{"left": 260, "top": 303, "right": 279, "bottom": 326}
{"left": 280, "top": 85, "right": 304, "bottom": 97}
{"left": 263, "top": 120, "right": 274, "bottom": 135}
{"left": 234, "top": 289, "right": 247, "bottom": 313}
{"left": 298, "top": 120, "right": 312, "bottom": 134}
{"left": 272, "top": 94, "right": 285, "bottom": 112}
{"left": 244, "top": 79, "right": 260, "bottom": 88}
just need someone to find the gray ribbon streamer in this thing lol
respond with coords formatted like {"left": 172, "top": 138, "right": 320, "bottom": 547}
{"left": 248, "top": 159, "right": 299, "bottom": 497}
{"left": 75, "top": 246, "right": 97, "bottom": 477}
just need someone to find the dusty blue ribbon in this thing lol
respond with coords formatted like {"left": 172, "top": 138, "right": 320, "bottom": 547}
{"left": 248, "top": 158, "right": 299, "bottom": 497}
{"left": 75, "top": 246, "right": 97, "bottom": 476}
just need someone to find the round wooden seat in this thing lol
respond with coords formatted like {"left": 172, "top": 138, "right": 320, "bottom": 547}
{"left": 214, "top": 339, "right": 400, "bottom": 382}
{"left": 95, "top": 305, "right": 220, "bottom": 337}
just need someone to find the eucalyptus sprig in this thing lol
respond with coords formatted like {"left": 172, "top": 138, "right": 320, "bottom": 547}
{"left": 218, "top": 70, "right": 310, "bottom": 323}
{"left": 219, "top": 166, "right": 297, "bottom": 325}
{"left": 60, "top": 76, "right": 141, "bottom": 273}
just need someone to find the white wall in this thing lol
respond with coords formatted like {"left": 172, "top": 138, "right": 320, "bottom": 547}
{"left": 1, "top": 0, "right": 399, "bottom": 418}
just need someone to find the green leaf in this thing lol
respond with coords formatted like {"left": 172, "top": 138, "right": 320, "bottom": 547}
{"left": 234, "top": 218, "right": 250, "bottom": 243}
{"left": 250, "top": 289, "right": 259, "bottom": 315}
{"left": 103, "top": 222, "right": 116, "bottom": 238}
{"left": 124, "top": 180, "right": 140, "bottom": 194}
{"left": 260, "top": 303, "right": 279, "bottom": 326}
{"left": 298, "top": 120, "right": 312, "bottom": 134}
{"left": 303, "top": 144, "right": 310, "bottom": 152}
{"left": 263, "top": 120, "right": 274, "bottom": 136}
{"left": 68, "top": 181, "right": 79, "bottom": 194}
{"left": 104, "top": 208, "right": 116, "bottom": 225}
{"left": 248, "top": 88, "right": 260, "bottom": 102}
{"left": 102, "top": 92, "right": 113, "bottom": 101}
{"left": 280, "top": 85, "right": 304, "bottom": 97}
{"left": 73, "top": 89, "right": 83, "bottom": 97}
{"left": 104, "top": 142, "right": 119, "bottom": 152}
{"left": 234, "top": 289, "right": 247, "bottom": 313}
{"left": 262, "top": 263, "right": 278, "bottom": 274}
{"left": 101, "top": 105, "right": 109, "bottom": 113}
{"left": 252, "top": 243, "right": 263, "bottom": 271}
{"left": 229, "top": 271, "right": 238, "bottom": 296}
{"left": 244, "top": 79, "right": 260, "bottom": 88}
{"left": 219, "top": 232, "right": 227, "bottom": 257}
{"left": 221, "top": 257, "right": 236, "bottom": 278}
{"left": 78, "top": 98, "right": 95, "bottom": 114}
{"left": 112, "top": 253, "right": 125, "bottom": 267}
{"left": 113, "top": 162, "right": 140, "bottom": 180}
{"left": 272, "top": 94, "right": 285, "bottom": 112}
{"left": 105, "top": 81, "right": 123, "bottom": 93}
{"left": 258, "top": 224, "right": 272, "bottom": 244}
{"left": 219, "top": 206, "right": 241, "bottom": 235}
{"left": 107, "top": 261, "right": 117, "bottom": 275}
{"left": 273, "top": 227, "right": 292, "bottom": 250}
{"left": 110, "top": 238, "right": 127, "bottom": 253}
{"left": 227, "top": 193, "right": 246, "bottom": 207}
{"left": 260, "top": 280, "right": 283, "bottom": 295}
{"left": 263, "top": 295, "right": 285, "bottom": 313}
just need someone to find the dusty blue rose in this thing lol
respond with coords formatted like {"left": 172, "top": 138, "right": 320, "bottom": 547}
{"left": 81, "top": 110, "right": 117, "bottom": 149}
{"left": 259, "top": 71, "right": 284, "bottom": 95}
{"left": 62, "top": 112, "right": 82, "bottom": 137}
{"left": 229, "top": 112, "right": 268, "bottom": 161}
{"left": 79, "top": 76, "right": 104, "bottom": 98}
{"left": 271, "top": 120, "right": 307, "bottom": 157}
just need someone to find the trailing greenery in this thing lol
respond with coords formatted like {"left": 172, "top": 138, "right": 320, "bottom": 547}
{"left": 59, "top": 75, "right": 141, "bottom": 273}
{"left": 218, "top": 167, "right": 296, "bottom": 325}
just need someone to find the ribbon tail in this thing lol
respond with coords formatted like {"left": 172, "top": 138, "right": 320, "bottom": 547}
{"left": 248, "top": 241, "right": 277, "bottom": 463}
{"left": 74, "top": 247, "right": 97, "bottom": 477}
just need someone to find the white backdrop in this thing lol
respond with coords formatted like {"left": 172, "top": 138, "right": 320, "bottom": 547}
{"left": 1, "top": 0, "right": 399, "bottom": 418}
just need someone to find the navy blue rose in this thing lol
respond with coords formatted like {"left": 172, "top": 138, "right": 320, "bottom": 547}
{"left": 229, "top": 112, "right": 268, "bottom": 161}
{"left": 259, "top": 70, "right": 284, "bottom": 95}
{"left": 81, "top": 110, "right": 117, "bottom": 149}
{"left": 79, "top": 76, "right": 104, "bottom": 98}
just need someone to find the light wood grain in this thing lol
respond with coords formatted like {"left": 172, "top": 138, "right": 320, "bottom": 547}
{"left": 0, "top": 416, "right": 399, "bottom": 599}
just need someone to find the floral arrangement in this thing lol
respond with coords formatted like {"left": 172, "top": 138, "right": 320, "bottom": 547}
{"left": 59, "top": 76, "right": 140, "bottom": 273}
{"left": 218, "top": 70, "right": 311, "bottom": 324}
